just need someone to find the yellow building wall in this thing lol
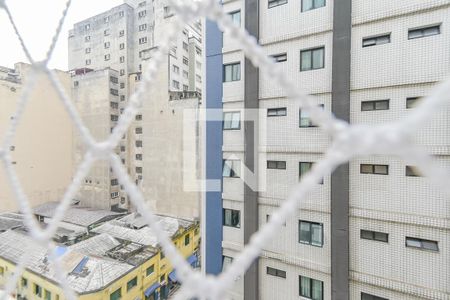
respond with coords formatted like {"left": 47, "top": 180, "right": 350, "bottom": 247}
{"left": 0, "top": 224, "right": 200, "bottom": 300}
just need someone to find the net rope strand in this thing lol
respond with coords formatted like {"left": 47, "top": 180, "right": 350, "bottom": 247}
{"left": 0, "top": 0, "right": 450, "bottom": 299}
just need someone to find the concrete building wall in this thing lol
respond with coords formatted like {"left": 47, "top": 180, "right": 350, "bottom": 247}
{"left": 0, "top": 63, "right": 73, "bottom": 212}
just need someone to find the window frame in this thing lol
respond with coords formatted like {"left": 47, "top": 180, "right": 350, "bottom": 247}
{"left": 301, "top": 0, "right": 326, "bottom": 12}
{"left": 408, "top": 24, "right": 441, "bottom": 40}
{"left": 229, "top": 10, "right": 241, "bottom": 26}
{"left": 360, "top": 229, "right": 389, "bottom": 243}
{"left": 267, "top": 107, "right": 287, "bottom": 117}
{"left": 126, "top": 277, "right": 138, "bottom": 291}
{"left": 223, "top": 208, "right": 241, "bottom": 228}
{"left": 405, "top": 237, "right": 439, "bottom": 252}
{"left": 222, "top": 159, "right": 241, "bottom": 178}
{"left": 300, "top": 47, "right": 325, "bottom": 71}
{"left": 266, "top": 266, "right": 287, "bottom": 279}
{"left": 110, "top": 288, "right": 122, "bottom": 300}
{"left": 299, "top": 104, "right": 324, "bottom": 127}
{"left": 299, "top": 275, "right": 324, "bottom": 300}
{"left": 360, "top": 164, "right": 389, "bottom": 175}
{"left": 267, "top": 160, "right": 286, "bottom": 170}
{"left": 299, "top": 220, "right": 324, "bottom": 247}
{"left": 223, "top": 62, "right": 241, "bottom": 82}
{"left": 362, "top": 33, "right": 391, "bottom": 47}
{"left": 223, "top": 111, "right": 241, "bottom": 130}
{"left": 406, "top": 97, "right": 421, "bottom": 109}
{"left": 361, "top": 100, "right": 390, "bottom": 111}
{"left": 268, "top": 0, "right": 288, "bottom": 9}
{"left": 361, "top": 292, "right": 389, "bottom": 300}
{"left": 271, "top": 52, "right": 287, "bottom": 63}
{"left": 405, "top": 166, "right": 422, "bottom": 177}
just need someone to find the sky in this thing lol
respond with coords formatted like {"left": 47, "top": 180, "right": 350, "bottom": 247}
{"left": 0, "top": 0, "right": 123, "bottom": 71}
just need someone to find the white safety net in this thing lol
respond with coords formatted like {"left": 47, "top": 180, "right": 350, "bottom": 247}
{"left": 0, "top": 0, "right": 450, "bottom": 299}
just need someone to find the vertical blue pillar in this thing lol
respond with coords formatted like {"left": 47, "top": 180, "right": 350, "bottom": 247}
{"left": 204, "top": 18, "right": 223, "bottom": 275}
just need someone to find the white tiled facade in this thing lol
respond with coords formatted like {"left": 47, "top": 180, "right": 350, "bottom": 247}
{"left": 220, "top": 0, "right": 450, "bottom": 299}
{"left": 68, "top": 0, "right": 202, "bottom": 210}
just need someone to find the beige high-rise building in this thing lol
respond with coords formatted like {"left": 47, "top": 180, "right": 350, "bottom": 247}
{"left": 0, "top": 63, "right": 73, "bottom": 212}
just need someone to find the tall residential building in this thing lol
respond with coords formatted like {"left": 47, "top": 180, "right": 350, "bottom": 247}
{"left": 0, "top": 63, "right": 74, "bottom": 212}
{"left": 68, "top": 0, "right": 203, "bottom": 213}
{"left": 205, "top": 1, "right": 450, "bottom": 300}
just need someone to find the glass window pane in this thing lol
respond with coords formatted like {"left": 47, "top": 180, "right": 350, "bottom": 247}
{"left": 232, "top": 63, "right": 240, "bottom": 81}
{"left": 224, "top": 65, "right": 232, "bottom": 82}
{"left": 408, "top": 29, "right": 422, "bottom": 39}
{"left": 231, "top": 112, "right": 240, "bottom": 129}
{"left": 422, "top": 240, "right": 438, "bottom": 251}
{"left": 224, "top": 209, "right": 232, "bottom": 225}
{"left": 299, "top": 222, "right": 311, "bottom": 243}
{"left": 231, "top": 210, "right": 240, "bottom": 227}
{"left": 222, "top": 256, "right": 233, "bottom": 271}
{"left": 267, "top": 161, "right": 277, "bottom": 169}
{"left": 277, "top": 108, "right": 287, "bottom": 116}
{"left": 300, "top": 162, "right": 312, "bottom": 177}
{"left": 361, "top": 101, "right": 374, "bottom": 111}
{"left": 374, "top": 232, "right": 388, "bottom": 242}
{"left": 312, "top": 48, "right": 324, "bottom": 69}
{"left": 374, "top": 165, "right": 388, "bottom": 174}
{"left": 302, "top": 0, "right": 313, "bottom": 11}
{"left": 312, "top": 279, "right": 323, "bottom": 300}
{"left": 300, "top": 110, "right": 311, "bottom": 127}
{"left": 311, "top": 224, "right": 323, "bottom": 246}
{"left": 377, "top": 35, "right": 390, "bottom": 44}
{"left": 277, "top": 161, "right": 286, "bottom": 169}
{"left": 301, "top": 51, "right": 312, "bottom": 71}
{"left": 300, "top": 276, "right": 311, "bottom": 297}
{"left": 362, "top": 38, "right": 376, "bottom": 47}
{"left": 406, "top": 238, "right": 421, "bottom": 248}
{"left": 314, "top": 0, "right": 325, "bottom": 8}
{"left": 424, "top": 26, "right": 439, "bottom": 36}
{"left": 375, "top": 100, "right": 389, "bottom": 110}
{"left": 223, "top": 161, "right": 232, "bottom": 177}
{"left": 232, "top": 160, "right": 241, "bottom": 178}
{"left": 268, "top": 109, "right": 277, "bottom": 116}
{"left": 360, "top": 230, "right": 373, "bottom": 240}
{"left": 223, "top": 113, "right": 232, "bottom": 129}
{"left": 360, "top": 164, "right": 373, "bottom": 174}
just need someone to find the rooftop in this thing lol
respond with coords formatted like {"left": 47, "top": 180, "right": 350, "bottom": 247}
{"left": 0, "top": 213, "right": 23, "bottom": 232}
{"left": 34, "top": 202, "right": 125, "bottom": 228}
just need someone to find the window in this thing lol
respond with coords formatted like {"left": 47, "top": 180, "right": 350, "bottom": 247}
{"left": 302, "top": 0, "right": 325, "bottom": 12}
{"left": 173, "top": 65, "right": 180, "bottom": 74}
{"left": 139, "top": 24, "right": 147, "bottom": 31}
{"left": 405, "top": 165, "right": 422, "bottom": 177}
{"left": 120, "top": 43, "right": 125, "bottom": 49}
{"left": 299, "top": 276, "right": 323, "bottom": 300}
{"left": 299, "top": 104, "right": 324, "bottom": 127}
{"left": 127, "top": 277, "right": 138, "bottom": 291}
{"left": 138, "top": 10, "right": 147, "bottom": 18}
{"left": 139, "top": 37, "right": 147, "bottom": 44}
{"left": 120, "top": 95, "right": 125, "bottom": 101}
{"left": 360, "top": 230, "right": 388, "bottom": 243}
{"left": 360, "top": 164, "right": 389, "bottom": 175}
{"left": 299, "top": 162, "right": 321, "bottom": 183}
{"left": 299, "top": 220, "right": 323, "bottom": 247}
{"left": 119, "top": 11, "right": 124, "bottom": 17}
{"left": 73, "top": 81, "right": 79, "bottom": 88}
{"left": 196, "top": 47, "right": 202, "bottom": 55}
{"left": 84, "top": 24, "right": 90, "bottom": 30}
{"left": 104, "top": 29, "right": 110, "bottom": 36}
{"left": 110, "top": 76, "right": 118, "bottom": 84}
{"left": 229, "top": 10, "right": 241, "bottom": 26}
{"left": 362, "top": 34, "right": 391, "bottom": 47}
{"left": 146, "top": 265, "right": 154, "bottom": 276}
{"left": 120, "top": 146, "right": 126, "bottom": 152}
{"left": 272, "top": 52, "right": 287, "bottom": 63}
{"left": 300, "top": 47, "right": 324, "bottom": 71}
{"left": 104, "top": 42, "right": 110, "bottom": 49}
{"left": 111, "top": 115, "right": 119, "bottom": 121}
{"left": 120, "top": 69, "right": 125, "bottom": 76}
{"left": 267, "top": 107, "right": 287, "bottom": 117}
{"left": 223, "top": 112, "right": 240, "bottom": 130}
{"left": 406, "top": 97, "right": 421, "bottom": 109}
{"left": 408, "top": 24, "right": 440, "bottom": 40}
{"left": 164, "top": 6, "right": 173, "bottom": 18}
{"left": 21, "top": 277, "right": 27, "bottom": 287}
{"left": 105, "top": 54, "right": 111, "bottom": 61}
{"left": 85, "top": 35, "right": 91, "bottom": 42}
{"left": 85, "top": 48, "right": 91, "bottom": 54}
{"left": 110, "top": 88, "right": 118, "bottom": 96}
{"left": 86, "top": 59, "right": 91, "bottom": 65}
{"left": 119, "top": 30, "right": 124, "bottom": 37}
{"left": 135, "top": 127, "right": 143, "bottom": 134}
{"left": 183, "top": 42, "right": 189, "bottom": 51}
{"left": 136, "top": 154, "right": 142, "bottom": 160}
{"left": 223, "top": 208, "right": 240, "bottom": 228}
{"left": 406, "top": 237, "right": 439, "bottom": 251}
{"left": 120, "top": 83, "right": 125, "bottom": 89}
{"left": 110, "top": 288, "right": 121, "bottom": 300}
{"left": 361, "top": 293, "right": 389, "bottom": 300}
{"left": 120, "top": 56, "right": 125, "bottom": 63}
{"left": 266, "top": 267, "right": 286, "bottom": 278}
{"left": 44, "top": 289, "right": 51, "bottom": 300}
{"left": 136, "top": 140, "right": 143, "bottom": 147}
{"left": 223, "top": 62, "right": 241, "bottom": 82}
{"left": 222, "top": 256, "right": 233, "bottom": 271}
{"left": 34, "top": 284, "right": 42, "bottom": 297}
{"left": 136, "top": 114, "right": 142, "bottom": 121}
{"left": 111, "top": 102, "right": 119, "bottom": 109}
{"left": 183, "top": 56, "right": 189, "bottom": 65}
{"left": 183, "top": 70, "right": 189, "bottom": 79}
{"left": 184, "top": 234, "right": 190, "bottom": 245}
{"left": 361, "top": 100, "right": 389, "bottom": 111}
{"left": 268, "top": 0, "right": 287, "bottom": 9}
{"left": 136, "top": 167, "right": 143, "bottom": 174}
{"left": 172, "top": 80, "right": 180, "bottom": 89}
{"left": 223, "top": 159, "right": 241, "bottom": 178}
{"left": 104, "top": 16, "right": 110, "bottom": 23}
{"left": 183, "top": 85, "right": 189, "bottom": 91}
{"left": 267, "top": 160, "right": 286, "bottom": 170}
{"left": 111, "top": 179, "right": 119, "bottom": 186}
{"left": 196, "top": 75, "right": 202, "bottom": 83}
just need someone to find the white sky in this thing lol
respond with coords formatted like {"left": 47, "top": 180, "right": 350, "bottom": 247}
{"left": 0, "top": 0, "right": 123, "bottom": 71}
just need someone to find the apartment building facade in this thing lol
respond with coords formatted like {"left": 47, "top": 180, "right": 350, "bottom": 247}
{"left": 205, "top": 1, "right": 450, "bottom": 299}
{"left": 0, "top": 63, "right": 73, "bottom": 212}
{"left": 68, "top": 0, "right": 203, "bottom": 212}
